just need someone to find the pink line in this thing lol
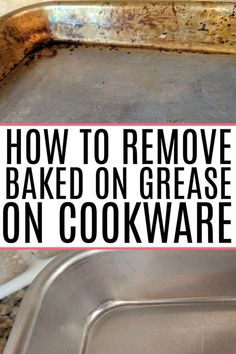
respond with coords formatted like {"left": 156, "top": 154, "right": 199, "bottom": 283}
{"left": 0, "top": 123, "right": 236, "bottom": 126}
{"left": 0, "top": 247, "right": 235, "bottom": 251}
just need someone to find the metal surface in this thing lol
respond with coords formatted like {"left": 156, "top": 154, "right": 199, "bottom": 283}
{"left": 0, "top": 1, "right": 236, "bottom": 122}
{"left": 1, "top": 45, "right": 236, "bottom": 122}
{"left": 1, "top": 1, "right": 236, "bottom": 81}
{"left": 4, "top": 250, "right": 236, "bottom": 354}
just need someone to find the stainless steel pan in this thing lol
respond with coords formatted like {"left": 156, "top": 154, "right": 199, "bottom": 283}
{"left": 4, "top": 250, "right": 236, "bottom": 354}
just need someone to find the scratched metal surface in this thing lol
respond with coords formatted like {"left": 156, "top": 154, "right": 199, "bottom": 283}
{"left": 0, "top": 1, "right": 236, "bottom": 81}
{"left": 0, "top": 0, "right": 233, "bottom": 18}
{"left": 0, "top": 1, "right": 236, "bottom": 122}
{"left": 0, "top": 44, "right": 235, "bottom": 122}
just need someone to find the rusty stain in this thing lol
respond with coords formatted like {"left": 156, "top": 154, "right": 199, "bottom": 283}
{"left": 0, "top": 2, "right": 236, "bottom": 81}
{"left": 0, "top": 8, "right": 51, "bottom": 80}
{"left": 198, "top": 23, "right": 209, "bottom": 32}
{"left": 48, "top": 48, "right": 58, "bottom": 58}
{"left": 127, "top": 13, "right": 134, "bottom": 21}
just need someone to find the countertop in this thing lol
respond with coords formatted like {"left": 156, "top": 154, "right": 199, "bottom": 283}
{"left": 0, "top": 0, "right": 53, "bottom": 16}
{"left": 0, "top": 289, "right": 26, "bottom": 354}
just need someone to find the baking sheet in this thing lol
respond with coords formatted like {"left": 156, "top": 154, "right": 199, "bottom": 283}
{"left": 0, "top": 1, "right": 236, "bottom": 122}
{"left": 4, "top": 251, "right": 236, "bottom": 354}
{"left": 1, "top": 3, "right": 236, "bottom": 352}
{"left": 1, "top": 44, "right": 236, "bottom": 122}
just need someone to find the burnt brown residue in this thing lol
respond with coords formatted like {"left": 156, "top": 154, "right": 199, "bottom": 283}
{"left": 22, "top": 42, "right": 84, "bottom": 67}
{"left": 0, "top": 8, "right": 51, "bottom": 81}
{"left": 1, "top": 1, "right": 236, "bottom": 81}
{"left": 112, "top": 3, "right": 235, "bottom": 51}
{"left": 24, "top": 54, "right": 36, "bottom": 66}
{"left": 127, "top": 13, "right": 134, "bottom": 21}
{"left": 48, "top": 48, "right": 58, "bottom": 58}
{"left": 198, "top": 23, "right": 209, "bottom": 32}
{"left": 171, "top": 3, "right": 179, "bottom": 30}
{"left": 102, "top": 3, "right": 181, "bottom": 37}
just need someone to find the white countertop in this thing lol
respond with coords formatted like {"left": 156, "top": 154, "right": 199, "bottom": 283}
{"left": 0, "top": 0, "right": 52, "bottom": 16}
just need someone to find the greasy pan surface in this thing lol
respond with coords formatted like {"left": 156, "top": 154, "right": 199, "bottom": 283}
{"left": 1, "top": 45, "right": 236, "bottom": 122}
{"left": 4, "top": 251, "right": 236, "bottom": 354}
{"left": 0, "top": 1, "right": 236, "bottom": 122}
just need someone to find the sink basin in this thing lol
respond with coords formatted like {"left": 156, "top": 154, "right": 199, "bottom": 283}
{"left": 4, "top": 250, "right": 236, "bottom": 353}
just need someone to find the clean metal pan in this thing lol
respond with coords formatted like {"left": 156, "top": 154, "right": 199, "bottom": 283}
{"left": 0, "top": 1, "right": 236, "bottom": 122}
{"left": 4, "top": 250, "right": 236, "bottom": 354}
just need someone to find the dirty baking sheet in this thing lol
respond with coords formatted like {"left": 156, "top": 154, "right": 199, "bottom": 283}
{"left": 4, "top": 251, "right": 236, "bottom": 354}
{"left": 0, "top": 44, "right": 236, "bottom": 122}
{"left": 0, "top": 1, "right": 236, "bottom": 122}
